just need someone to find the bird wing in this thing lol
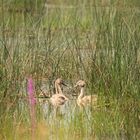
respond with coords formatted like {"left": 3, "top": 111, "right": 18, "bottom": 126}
{"left": 82, "top": 95, "right": 98, "bottom": 106}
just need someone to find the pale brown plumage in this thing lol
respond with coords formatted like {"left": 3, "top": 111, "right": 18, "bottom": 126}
{"left": 49, "top": 78, "right": 69, "bottom": 109}
{"left": 75, "top": 80, "right": 98, "bottom": 108}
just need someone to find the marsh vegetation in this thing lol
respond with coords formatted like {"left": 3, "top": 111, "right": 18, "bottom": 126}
{"left": 0, "top": 0, "right": 140, "bottom": 139}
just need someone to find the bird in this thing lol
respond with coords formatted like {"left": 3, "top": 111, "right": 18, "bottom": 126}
{"left": 74, "top": 80, "right": 98, "bottom": 109}
{"left": 49, "top": 78, "right": 69, "bottom": 113}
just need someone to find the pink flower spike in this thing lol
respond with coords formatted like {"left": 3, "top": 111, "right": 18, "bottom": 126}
{"left": 27, "top": 77, "right": 36, "bottom": 105}
{"left": 27, "top": 77, "right": 36, "bottom": 139}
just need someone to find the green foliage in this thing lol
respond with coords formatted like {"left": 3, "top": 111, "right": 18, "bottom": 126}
{"left": 0, "top": 0, "right": 140, "bottom": 139}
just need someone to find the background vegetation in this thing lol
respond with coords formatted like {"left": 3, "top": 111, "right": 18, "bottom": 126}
{"left": 0, "top": 0, "right": 140, "bottom": 139}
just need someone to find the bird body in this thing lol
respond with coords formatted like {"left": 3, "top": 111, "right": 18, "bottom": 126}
{"left": 50, "top": 94, "right": 68, "bottom": 107}
{"left": 77, "top": 94, "right": 98, "bottom": 108}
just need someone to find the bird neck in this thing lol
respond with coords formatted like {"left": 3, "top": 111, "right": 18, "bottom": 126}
{"left": 55, "top": 83, "right": 58, "bottom": 94}
{"left": 78, "top": 87, "right": 84, "bottom": 99}
{"left": 55, "top": 83, "right": 63, "bottom": 94}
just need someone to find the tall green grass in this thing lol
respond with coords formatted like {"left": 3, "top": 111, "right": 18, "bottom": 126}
{"left": 0, "top": 0, "right": 140, "bottom": 139}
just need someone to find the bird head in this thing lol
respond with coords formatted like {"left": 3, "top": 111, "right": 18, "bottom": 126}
{"left": 74, "top": 80, "right": 86, "bottom": 88}
{"left": 55, "top": 78, "right": 67, "bottom": 86}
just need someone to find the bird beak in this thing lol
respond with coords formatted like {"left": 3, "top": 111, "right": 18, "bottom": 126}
{"left": 62, "top": 82, "right": 67, "bottom": 86}
{"left": 74, "top": 84, "right": 78, "bottom": 88}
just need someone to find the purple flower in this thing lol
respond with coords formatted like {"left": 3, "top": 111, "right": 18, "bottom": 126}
{"left": 27, "top": 77, "right": 36, "bottom": 139}
{"left": 27, "top": 77, "right": 36, "bottom": 105}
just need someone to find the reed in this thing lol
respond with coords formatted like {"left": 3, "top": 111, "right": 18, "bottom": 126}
{"left": 0, "top": 0, "right": 140, "bottom": 139}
